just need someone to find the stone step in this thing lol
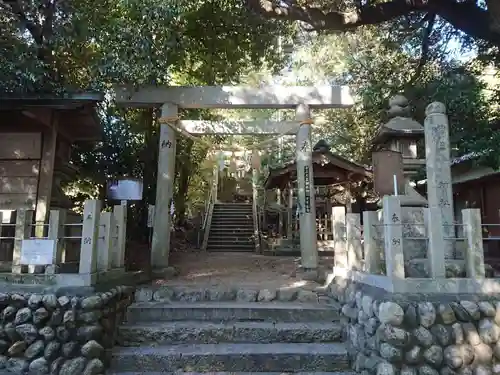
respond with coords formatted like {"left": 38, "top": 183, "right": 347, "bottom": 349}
{"left": 211, "top": 218, "right": 253, "bottom": 222}
{"left": 109, "top": 372, "right": 355, "bottom": 375}
{"left": 214, "top": 204, "right": 252, "bottom": 206}
{"left": 206, "top": 245, "right": 255, "bottom": 251}
{"left": 119, "top": 321, "right": 344, "bottom": 345}
{"left": 207, "top": 239, "right": 254, "bottom": 243}
{"left": 209, "top": 229, "right": 254, "bottom": 234}
{"left": 110, "top": 343, "right": 349, "bottom": 372}
{"left": 210, "top": 224, "right": 253, "bottom": 228}
{"left": 125, "top": 302, "right": 341, "bottom": 323}
{"left": 207, "top": 237, "right": 254, "bottom": 243}
{"left": 213, "top": 210, "right": 252, "bottom": 213}
{"left": 207, "top": 248, "right": 255, "bottom": 252}
{"left": 214, "top": 207, "right": 253, "bottom": 214}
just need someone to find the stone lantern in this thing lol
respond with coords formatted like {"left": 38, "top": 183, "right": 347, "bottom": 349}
{"left": 372, "top": 95, "right": 427, "bottom": 206}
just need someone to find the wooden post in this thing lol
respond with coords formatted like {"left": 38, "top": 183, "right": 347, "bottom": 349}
{"left": 462, "top": 208, "right": 485, "bottom": 278}
{"left": 382, "top": 196, "right": 405, "bottom": 278}
{"left": 363, "top": 211, "right": 382, "bottom": 274}
{"left": 113, "top": 204, "right": 127, "bottom": 268}
{"left": 97, "top": 211, "right": 114, "bottom": 272}
{"left": 346, "top": 213, "right": 363, "bottom": 270}
{"left": 79, "top": 200, "right": 101, "bottom": 275}
{"left": 12, "top": 209, "right": 33, "bottom": 273}
{"left": 35, "top": 125, "right": 57, "bottom": 238}
{"left": 47, "top": 209, "right": 66, "bottom": 272}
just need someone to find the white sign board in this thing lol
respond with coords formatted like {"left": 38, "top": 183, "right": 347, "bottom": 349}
{"left": 20, "top": 239, "right": 55, "bottom": 265}
{"left": 107, "top": 178, "right": 143, "bottom": 201}
{"left": 147, "top": 205, "right": 155, "bottom": 228}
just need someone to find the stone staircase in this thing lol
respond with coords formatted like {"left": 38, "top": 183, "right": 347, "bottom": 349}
{"left": 207, "top": 202, "right": 255, "bottom": 252}
{"left": 109, "top": 286, "right": 352, "bottom": 374}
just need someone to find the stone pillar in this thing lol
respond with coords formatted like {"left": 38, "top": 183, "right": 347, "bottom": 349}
{"left": 363, "top": 211, "right": 382, "bottom": 274}
{"left": 346, "top": 213, "right": 362, "bottom": 270}
{"left": 424, "top": 102, "right": 455, "bottom": 259}
{"left": 97, "top": 211, "right": 114, "bottom": 272}
{"left": 462, "top": 208, "right": 485, "bottom": 278}
{"left": 295, "top": 104, "right": 318, "bottom": 270}
{"left": 332, "top": 206, "right": 347, "bottom": 269}
{"left": 48, "top": 209, "right": 66, "bottom": 267}
{"left": 152, "top": 103, "right": 178, "bottom": 270}
{"left": 113, "top": 204, "right": 127, "bottom": 269}
{"left": 382, "top": 196, "right": 405, "bottom": 278}
{"left": 79, "top": 200, "right": 101, "bottom": 275}
{"left": 287, "top": 185, "right": 293, "bottom": 240}
{"left": 425, "top": 207, "right": 446, "bottom": 278}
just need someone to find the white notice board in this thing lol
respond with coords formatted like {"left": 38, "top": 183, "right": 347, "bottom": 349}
{"left": 20, "top": 239, "right": 55, "bottom": 265}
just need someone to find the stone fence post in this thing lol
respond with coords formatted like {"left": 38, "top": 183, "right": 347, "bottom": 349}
{"left": 12, "top": 209, "right": 33, "bottom": 274}
{"left": 425, "top": 207, "right": 446, "bottom": 278}
{"left": 47, "top": 209, "right": 66, "bottom": 272}
{"left": 462, "top": 208, "right": 485, "bottom": 278}
{"left": 98, "top": 211, "right": 115, "bottom": 272}
{"left": 382, "top": 196, "right": 405, "bottom": 278}
{"left": 79, "top": 200, "right": 101, "bottom": 275}
{"left": 332, "top": 206, "right": 347, "bottom": 269}
{"left": 113, "top": 204, "right": 127, "bottom": 269}
{"left": 363, "top": 211, "right": 383, "bottom": 274}
{"left": 346, "top": 213, "right": 362, "bottom": 271}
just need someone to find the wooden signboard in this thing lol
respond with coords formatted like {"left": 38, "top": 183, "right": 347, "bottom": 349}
{"left": 372, "top": 150, "right": 405, "bottom": 196}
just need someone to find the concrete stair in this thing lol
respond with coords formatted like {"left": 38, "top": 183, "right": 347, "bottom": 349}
{"left": 207, "top": 203, "right": 255, "bottom": 252}
{"left": 110, "top": 293, "right": 350, "bottom": 374}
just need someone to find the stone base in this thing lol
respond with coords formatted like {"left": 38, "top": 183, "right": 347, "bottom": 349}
{"left": 297, "top": 267, "right": 319, "bottom": 281}
{"left": 150, "top": 266, "right": 178, "bottom": 280}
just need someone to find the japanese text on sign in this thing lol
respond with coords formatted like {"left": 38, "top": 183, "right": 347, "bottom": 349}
{"left": 20, "top": 240, "right": 55, "bottom": 265}
{"left": 304, "top": 165, "right": 311, "bottom": 213}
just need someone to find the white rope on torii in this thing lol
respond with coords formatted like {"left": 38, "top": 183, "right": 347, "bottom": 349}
{"left": 159, "top": 115, "right": 314, "bottom": 170}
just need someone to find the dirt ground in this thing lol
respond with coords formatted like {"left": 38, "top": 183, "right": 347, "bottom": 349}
{"left": 153, "top": 251, "right": 335, "bottom": 291}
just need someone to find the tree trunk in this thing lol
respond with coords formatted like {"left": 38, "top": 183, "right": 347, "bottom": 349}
{"left": 175, "top": 139, "right": 194, "bottom": 225}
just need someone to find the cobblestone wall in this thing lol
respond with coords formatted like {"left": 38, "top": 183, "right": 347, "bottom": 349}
{"left": 337, "top": 281, "right": 500, "bottom": 375}
{"left": 0, "top": 286, "right": 133, "bottom": 374}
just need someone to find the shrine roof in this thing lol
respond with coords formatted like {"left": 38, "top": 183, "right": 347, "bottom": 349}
{"left": 264, "top": 141, "right": 372, "bottom": 190}
{"left": 0, "top": 92, "right": 104, "bottom": 142}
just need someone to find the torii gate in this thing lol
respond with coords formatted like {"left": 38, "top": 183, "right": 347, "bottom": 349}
{"left": 115, "top": 85, "right": 354, "bottom": 274}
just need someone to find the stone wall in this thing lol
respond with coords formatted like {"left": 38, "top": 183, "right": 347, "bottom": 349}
{"left": 337, "top": 280, "right": 500, "bottom": 375}
{"left": 0, "top": 286, "right": 133, "bottom": 374}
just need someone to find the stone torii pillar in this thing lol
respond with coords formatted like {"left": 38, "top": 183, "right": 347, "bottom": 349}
{"left": 295, "top": 104, "right": 319, "bottom": 272}
{"left": 151, "top": 103, "right": 178, "bottom": 271}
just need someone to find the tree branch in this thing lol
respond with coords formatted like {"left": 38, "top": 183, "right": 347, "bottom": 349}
{"left": 246, "top": 0, "right": 500, "bottom": 46}
{"left": 41, "top": 0, "right": 57, "bottom": 43}
{"left": 407, "top": 12, "right": 436, "bottom": 86}
{"left": 1, "top": 0, "right": 43, "bottom": 45}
